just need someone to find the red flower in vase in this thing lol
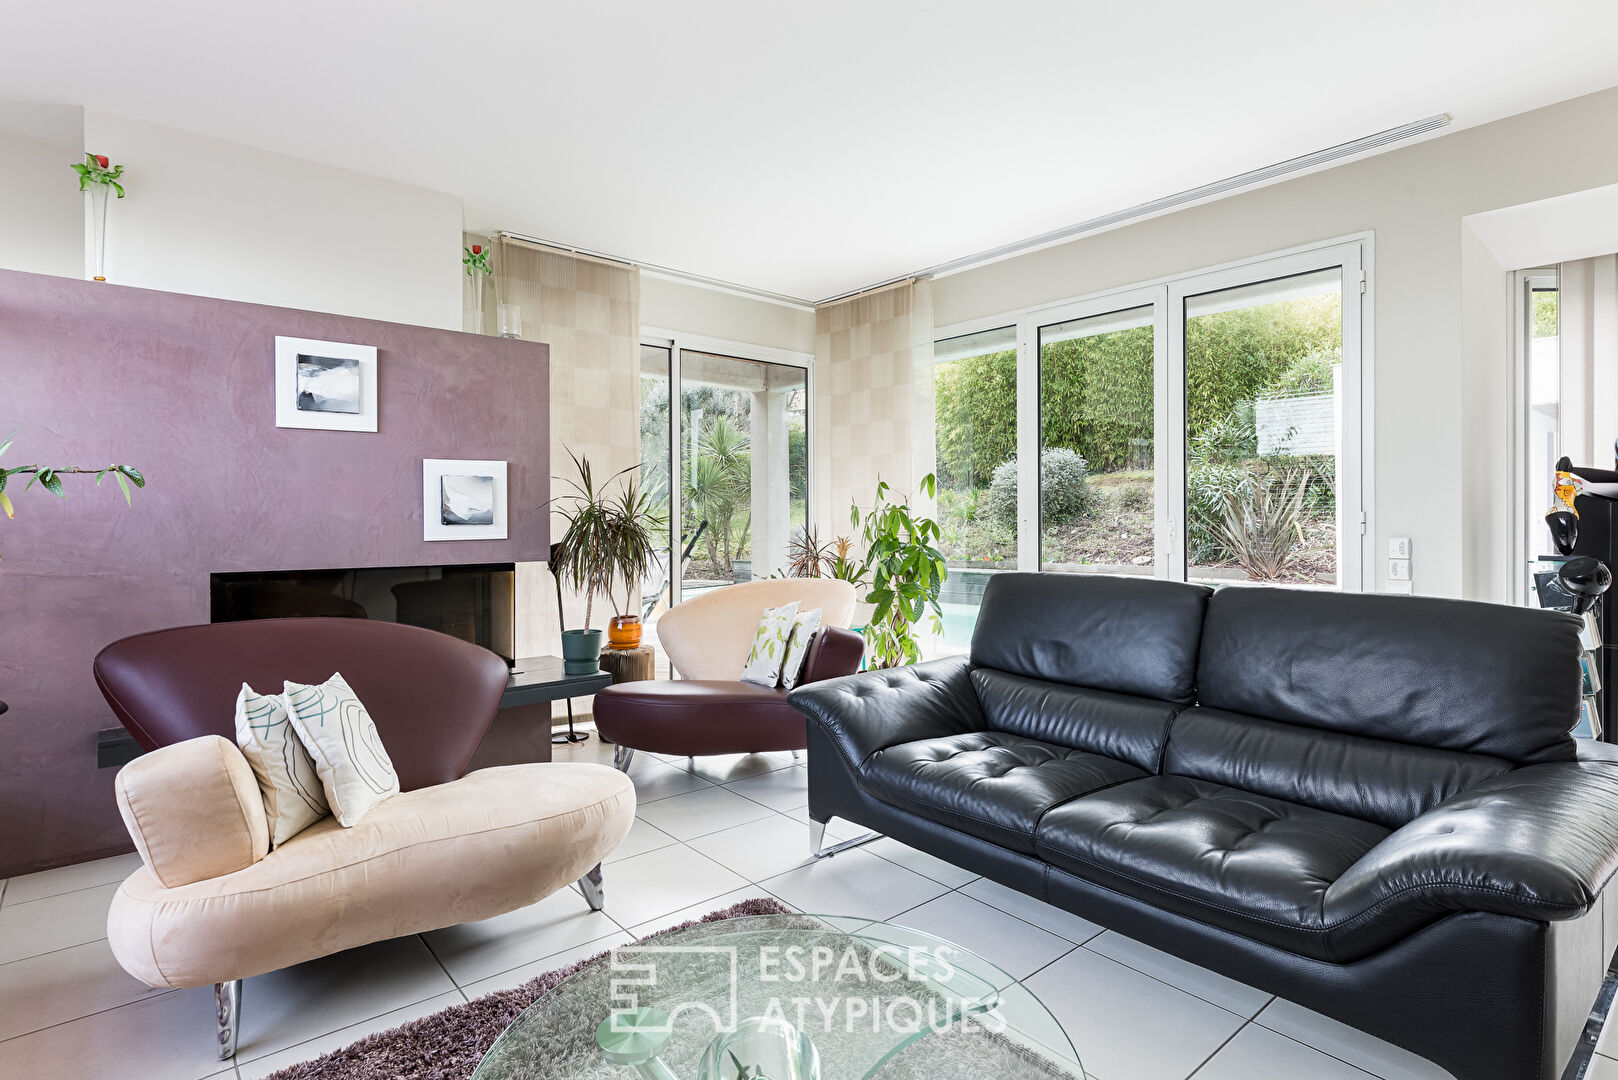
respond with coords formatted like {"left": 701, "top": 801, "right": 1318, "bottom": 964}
{"left": 94, "top": 155, "right": 109, "bottom": 169}
{"left": 472, "top": 244, "right": 482, "bottom": 255}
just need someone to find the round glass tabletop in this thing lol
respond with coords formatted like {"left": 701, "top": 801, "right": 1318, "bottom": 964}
{"left": 472, "top": 913, "right": 1085, "bottom": 1080}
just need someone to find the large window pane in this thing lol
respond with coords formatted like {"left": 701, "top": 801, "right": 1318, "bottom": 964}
{"left": 1184, "top": 268, "right": 1342, "bottom": 586}
{"left": 638, "top": 345, "right": 674, "bottom": 619}
{"left": 932, "top": 326, "right": 1017, "bottom": 651}
{"left": 679, "top": 350, "right": 807, "bottom": 595}
{"left": 1038, "top": 306, "right": 1156, "bottom": 576}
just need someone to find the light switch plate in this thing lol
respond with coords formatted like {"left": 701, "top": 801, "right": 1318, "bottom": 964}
{"left": 1389, "top": 558, "right": 1411, "bottom": 580}
{"left": 1388, "top": 537, "right": 1411, "bottom": 559}
{"left": 1386, "top": 580, "right": 1415, "bottom": 595}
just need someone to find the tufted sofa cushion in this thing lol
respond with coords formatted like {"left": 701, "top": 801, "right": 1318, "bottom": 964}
{"left": 969, "top": 573, "right": 1211, "bottom": 703}
{"left": 1035, "top": 775, "right": 1390, "bottom": 961}
{"left": 862, "top": 731, "right": 1145, "bottom": 852}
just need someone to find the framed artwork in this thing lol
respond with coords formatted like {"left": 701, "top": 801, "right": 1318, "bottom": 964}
{"left": 422, "top": 459, "right": 508, "bottom": 541}
{"left": 275, "top": 336, "right": 378, "bottom": 432}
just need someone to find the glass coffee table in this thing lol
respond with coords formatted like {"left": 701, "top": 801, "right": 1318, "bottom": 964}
{"left": 472, "top": 913, "right": 1085, "bottom": 1080}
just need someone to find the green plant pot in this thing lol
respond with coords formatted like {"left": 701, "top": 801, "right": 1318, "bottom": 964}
{"left": 561, "top": 629, "right": 604, "bottom": 675}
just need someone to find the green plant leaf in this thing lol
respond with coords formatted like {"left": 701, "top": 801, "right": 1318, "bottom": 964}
{"left": 117, "top": 465, "right": 145, "bottom": 488}
{"left": 39, "top": 470, "right": 64, "bottom": 497}
{"left": 0, "top": 492, "right": 11, "bottom": 519}
{"left": 114, "top": 471, "right": 132, "bottom": 505}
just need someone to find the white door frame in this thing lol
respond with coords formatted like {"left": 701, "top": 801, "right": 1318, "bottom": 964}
{"left": 1509, "top": 268, "right": 1560, "bottom": 605}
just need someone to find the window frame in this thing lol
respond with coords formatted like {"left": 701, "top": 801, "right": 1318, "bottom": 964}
{"left": 934, "top": 232, "right": 1375, "bottom": 591}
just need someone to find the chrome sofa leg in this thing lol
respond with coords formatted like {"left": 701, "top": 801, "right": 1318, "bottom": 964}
{"left": 613, "top": 745, "right": 635, "bottom": 773}
{"left": 214, "top": 979, "right": 241, "bottom": 1060}
{"left": 579, "top": 864, "right": 605, "bottom": 911}
{"left": 809, "top": 817, "right": 881, "bottom": 859}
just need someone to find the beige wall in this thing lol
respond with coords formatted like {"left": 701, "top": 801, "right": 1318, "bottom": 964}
{"left": 926, "top": 86, "right": 1618, "bottom": 599}
{"left": 0, "top": 120, "right": 85, "bottom": 280}
{"left": 813, "top": 280, "right": 936, "bottom": 531}
{"left": 641, "top": 273, "right": 816, "bottom": 354}
{"left": 81, "top": 110, "right": 464, "bottom": 329}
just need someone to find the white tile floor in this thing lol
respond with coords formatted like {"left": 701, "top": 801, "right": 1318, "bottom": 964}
{"left": 0, "top": 734, "right": 1519, "bottom": 1080}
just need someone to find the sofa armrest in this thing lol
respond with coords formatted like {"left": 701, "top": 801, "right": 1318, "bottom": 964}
{"left": 1324, "top": 760, "right": 1618, "bottom": 929}
{"left": 800, "top": 626, "right": 866, "bottom": 685}
{"left": 116, "top": 735, "right": 271, "bottom": 888}
{"left": 787, "top": 654, "right": 985, "bottom": 771}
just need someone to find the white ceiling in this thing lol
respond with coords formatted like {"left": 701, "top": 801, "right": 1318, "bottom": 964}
{"left": 4, "top": 1, "right": 1618, "bottom": 301}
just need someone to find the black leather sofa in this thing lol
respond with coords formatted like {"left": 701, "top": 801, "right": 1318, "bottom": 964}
{"left": 788, "top": 573, "right": 1618, "bottom": 1080}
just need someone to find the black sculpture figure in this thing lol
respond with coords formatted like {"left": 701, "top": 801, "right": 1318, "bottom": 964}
{"left": 1558, "top": 556, "right": 1612, "bottom": 616}
{"left": 1547, "top": 455, "right": 1582, "bottom": 555}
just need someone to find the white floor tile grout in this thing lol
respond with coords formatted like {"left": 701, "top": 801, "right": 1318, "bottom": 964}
{"left": 1180, "top": 1019, "right": 1254, "bottom": 1080}
{"left": 0, "top": 986, "right": 183, "bottom": 1048}
{"left": 3, "top": 744, "right": 1488, "bottom": 1080}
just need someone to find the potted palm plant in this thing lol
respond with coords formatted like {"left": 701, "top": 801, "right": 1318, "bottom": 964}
{"left": 549, "top": 450, "right": 665, "bottom": 672}
{"left": 603, "top": 473, "right": 664, "bottom": 650}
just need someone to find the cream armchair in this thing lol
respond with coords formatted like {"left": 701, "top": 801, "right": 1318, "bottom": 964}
{"left": 94, "top": 618, "right": 636, "bottom": 1059}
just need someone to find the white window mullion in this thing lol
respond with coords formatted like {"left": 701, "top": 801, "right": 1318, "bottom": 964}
{"left": 1337, "top": 254, "right": 1367, "bottom": 592}
{"left": 1015, "top": 320, "right": 1040, "bottom": 571}
{"left": 1164, "top": 284, "right": 1190, "bottom": 582}
{"left": 669, "top": 340, "right": 684, "bottom": 608}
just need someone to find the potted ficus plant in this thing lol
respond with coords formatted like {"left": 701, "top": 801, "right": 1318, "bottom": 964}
{"left": 850, "top": 474, "right": 947, "bottom": 668}
{"left": 549, "top": 450, "right": 665, "bottom": 671}
{"left": 71, "top": 153, "right": 126, "bottom": 281}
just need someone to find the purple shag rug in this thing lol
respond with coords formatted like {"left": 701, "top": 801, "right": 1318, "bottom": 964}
{"left": 262, "top": 897, "right": 791, "bottom": 1080}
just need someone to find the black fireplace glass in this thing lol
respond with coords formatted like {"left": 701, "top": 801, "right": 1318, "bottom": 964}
{"left": 210, "top": 563, "right": 516, "bottom": 664}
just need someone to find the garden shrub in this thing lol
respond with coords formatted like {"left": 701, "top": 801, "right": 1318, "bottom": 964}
{"left": 987, "top": 448, "right": 1093, "bottom": 529}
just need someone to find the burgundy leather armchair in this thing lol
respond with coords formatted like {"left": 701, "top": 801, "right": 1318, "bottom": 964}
{"left": 593, "top": 579, "right": 865, "bottom": 768}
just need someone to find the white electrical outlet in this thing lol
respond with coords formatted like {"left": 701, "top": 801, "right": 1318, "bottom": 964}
{"left": 1388, "top": 537, "right": 1411, "bottom": 559}
{"left": 1389, "top": 558, "right": 1411, "bottom": 581}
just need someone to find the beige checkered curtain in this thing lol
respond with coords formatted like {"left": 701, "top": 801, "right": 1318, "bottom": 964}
{"left": 1558, "top": 254, "right": 1618, "bottom": 467}
{"left": 494, "top": 237, "right": 641, "bottom": 663}
{"left": 812, "top": 279, "right": 937, "bottom": 532}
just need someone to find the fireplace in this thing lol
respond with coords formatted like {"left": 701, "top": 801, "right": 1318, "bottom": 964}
{"left": 210, "top": 563, "right": 517, "bottom": 664}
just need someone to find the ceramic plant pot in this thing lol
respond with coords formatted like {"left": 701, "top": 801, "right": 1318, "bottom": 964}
{"left": 607, "top": 613, "right": 642, "bottom": 650}
{"left": 561, "top": 628, "right": 604, "bottom": 674}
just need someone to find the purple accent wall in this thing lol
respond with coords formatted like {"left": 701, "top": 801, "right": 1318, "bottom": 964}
{"left": 0, "top": 269, "right": 550, "bottom": 877}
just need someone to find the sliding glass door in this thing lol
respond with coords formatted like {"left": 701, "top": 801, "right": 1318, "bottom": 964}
{"left": 638, "top": 341, "right": 810, "bottom": 610}
{"left": 932, "top": 326, "right": 1017, "bottom": 649}
{"left": 957, "top": 239, "right": 1367, "bottom": 595}
{"left": 679, "top": 350, "right": 807, "bottom": 595}
{"left": 1180, "top": 267, "right": 1346, "bottom": 587}
{"left": 1037, "top": 299, "right": 1163, "bottom": 576}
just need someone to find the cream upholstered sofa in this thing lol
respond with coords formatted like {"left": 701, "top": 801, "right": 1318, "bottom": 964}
{"left": 657, "top": 577, "right": 857, "bottom": 679}
{"left": 94, "top": 618, "right": 636, "bottom": 1060}
{"left": 592, "top": 579, "right": 865, "bottom": 770}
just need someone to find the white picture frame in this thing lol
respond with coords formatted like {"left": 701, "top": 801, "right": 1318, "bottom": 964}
{"left": 423, "top": 458, "right": 508, "bottom": 541}
{"left": 275, "top": 336, "right": 379, "bottom": 432}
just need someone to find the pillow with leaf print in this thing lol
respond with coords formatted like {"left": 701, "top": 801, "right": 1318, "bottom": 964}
{"left": 234, "top": 683, "right": 329, "bottom": 848}
{"left": 779, "top": 607, "right": 823, "bottom": 691}
{"left": 740, "top": 601, "right": 800, "bottom": 687}
{"left": 283, "top": 672, "right": 400, "bottom": 827}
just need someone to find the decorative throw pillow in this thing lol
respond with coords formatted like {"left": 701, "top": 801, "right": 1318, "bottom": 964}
{"left": 234, "top": 684, "right": 329, "bottom": 848}
{"left": 282, "top": 673, "right": 400, "bottom": 827}
{"left": 740, "top": 601, "right": 800, "bottom": 687}
{"left": 779, "top": 607, "right": 823, "bottom": 691}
